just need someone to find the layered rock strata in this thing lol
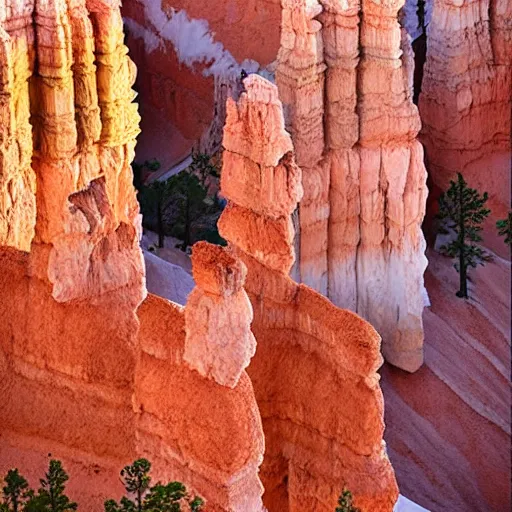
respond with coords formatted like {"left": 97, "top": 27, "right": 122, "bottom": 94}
{"left": 418, "top": 0, "right": 511, "bottom": 255}
{"left": 276, "top": 0, "right": 429, "bottom": 372}
{"left": 218, "top": 74, "right": 398, "bottom": 512}
{"left": 0, "top": 1, "right": 265, "bottom": 510}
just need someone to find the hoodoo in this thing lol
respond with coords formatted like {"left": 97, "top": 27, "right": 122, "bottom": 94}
{"left": 218, "top": 74, "right": 399, "bottom": 512}
{"left": 123, "top": 0, "right": 429, "bottom": 372}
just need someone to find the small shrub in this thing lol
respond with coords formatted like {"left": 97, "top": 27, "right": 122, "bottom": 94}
{"left": 335, "top": 487, "right": 360, "bottom": 512}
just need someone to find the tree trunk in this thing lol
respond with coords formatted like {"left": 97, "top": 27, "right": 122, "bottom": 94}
{"left": 457, "top": 178, "right": 468, "bottom": 298}
{"left": 184, "top": 192, "right": 191, "bottom": 250}
{"left": 157, "top": 200, "right": 164, "bottom": 248}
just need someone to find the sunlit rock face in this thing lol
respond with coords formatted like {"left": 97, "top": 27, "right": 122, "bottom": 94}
{"left": 417, "top": 0, "right": 511, "bottom": 257}
{"left": 276, "top": 0, "right": 428, "bottom": 372}
{"left": 219, "top": 74, "right": 399, "bottom": 512}
{"left": 0, "top": 2, "right": 265, "bottom": 510}
{"left": 123, "top": 0, "right": 429, "bottom": 373}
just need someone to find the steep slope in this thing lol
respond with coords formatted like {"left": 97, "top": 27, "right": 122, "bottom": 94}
{"left": 382, "top": 249, "right": 511, "bottom": 512}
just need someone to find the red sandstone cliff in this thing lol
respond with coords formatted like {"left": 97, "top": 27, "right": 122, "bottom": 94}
{"left": 218, "top": 74, "right": 399, "bottom": 512}
{"left": 419, "top": 0, "right": 512, "bottom": 256}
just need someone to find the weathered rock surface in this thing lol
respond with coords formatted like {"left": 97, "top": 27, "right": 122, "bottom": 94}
{"left": 122, "top": 0, "right": 281, "bottom": 168}
{"left": 0, "top": 2, "right": 265, "bottom": 510}
{"left": 124, "top": 0, "right": 429, "bottom": 373}
{"left": 219, "top": 74, "right": 399, "bottom": 512}
{"left": 275, "top": 0, "right": 429, "bottom": 373}
{"left": 418, "top": 0, "right": 512, "bottom": 256}
{"left": 184, "top": 242, "right": 257, "bottom": 388}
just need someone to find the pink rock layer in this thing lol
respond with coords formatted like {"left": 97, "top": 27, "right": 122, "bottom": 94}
{"left": 218, "top": 74, "right": 399, "bottom": 512}
{"left": 122, "top": 0, "right": 429, "bottom": 373}
{"left": 275, "top": 0, "right": 428, "bottom": 373}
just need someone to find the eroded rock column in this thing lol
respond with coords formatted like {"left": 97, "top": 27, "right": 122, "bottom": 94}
{"left": 277, "top": 0, "right": 428, "bottom": 372}
{"left": 0, "top": 3, "right": 265, "bottom": 511}
{"left": 219, "top": 74, "right": 398, "bottom": 512}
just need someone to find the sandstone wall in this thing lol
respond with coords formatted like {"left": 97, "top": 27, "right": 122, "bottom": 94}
{"left": 121, "top": 0, "right": 282, "bottom": 169}
{"left": 0, "top": 1, "right": 265, "bottom": 509}
{"left": 218, "top": 74, "right": 398, "bottom": 512}
{"left": 418, "top": 0, "right": 511, "bottom": 256}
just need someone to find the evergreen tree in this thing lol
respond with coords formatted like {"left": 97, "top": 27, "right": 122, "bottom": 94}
{"left": 189, "top": 152, "right": 219, "bottom": 190}
{"left": 1, "top": 469, "right": 33, "bottom": 512}
{"left": 25, "top": 460, "right": 77, "bottom": 512}
{"left": 104, "top": 459, "right": 203, "bottom": 512}
{"left": 437, "top": 173, "right": 491, "bottom": 298}
{"left": 496, "top": 211, "right": 512, "bottom": 246}
{"left": 166, "top": 172, "right": 207, "bottom": 251}
{"left": 140, "top": 180, "right": 170, "bottom": 249}
{"left": 335, "top": 488, "right": 360, "bottom": 512}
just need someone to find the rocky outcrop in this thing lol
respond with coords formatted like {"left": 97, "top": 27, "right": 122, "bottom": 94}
{"left": 218, "top": 74, "right": 398, "bottom": 512}
{"left": 0, "top": 2, "right": 265, "bottom": 510}
{"left": 418, "top": 0, "right": 512, "bottom": 255}
{"left": 276, "top": 0, "right": 428, "bottom": 372}
{"left": 121, "top": 0, "right": 428, "bottom": 372}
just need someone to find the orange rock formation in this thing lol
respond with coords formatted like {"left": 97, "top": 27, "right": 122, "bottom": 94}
{"left": 0, "top": 1, "right": 265, "bottom": 509}
{"left": 0, "top": 2, "right": 401, "bottom": 511}
{"left": 123, "top": 0, "right": 429, "bottom": 373}
{"left": 218, "top": 74, "right": 399, "bottom": 512}
{"left": 419, "top": 0, "right": 512, "bottom": 256}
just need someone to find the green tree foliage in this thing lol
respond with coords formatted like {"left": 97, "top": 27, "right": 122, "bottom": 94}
{"left": 496, "top": 211, "right": 512, "bottom": 246}
{"left": 335, "top": 488, "right": 360, "bottom": 512}
{"left": 133, "top": 160, "right": 161, "bottom": 192}
{"left": 188, "top": 152, "right": 219, "bottom": 189}
{"left": 2, "top": 460, "right": 203, "bottom": 512}
{"left": 138, "top": 179, "right": 170, "bottom": 249}
{"left": 437, "top": 173, "right": 491, "bottom": 298}
{"left": 1, "top": 469, "right": 33, "bottom": 512}
{"left": 25, "top": 461, "right": 77, "bottom": 512}
{"left": 1, "top": 461, "right": 76, "bottom": 512}
{"left": 104, "top": 459, "right": 203, "bottom": 512}
{"left": 136, "top": 154, "right": 226, "bottom": 251}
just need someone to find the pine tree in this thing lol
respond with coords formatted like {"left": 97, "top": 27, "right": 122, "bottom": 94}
{"left": 335, "top": 488, "right": 360, "bottom": 512}
{"left": 104, "top": 459, "right": 203, "bottom": 512}
{"left": 1, "top": 469, "right": 33, "bottom": 512}
{"left": 496, "top": 211, "right": 512, "bottom": 246}
{"left": 437, "top": 173, "right": 491, "bottom": 298}
{"left": 25, "top": 460, "right": 77, "bottom": 512}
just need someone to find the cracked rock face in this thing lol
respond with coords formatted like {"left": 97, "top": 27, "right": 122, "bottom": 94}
{"left": 219, "top": 74, "right": 399, "bottom": 512}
